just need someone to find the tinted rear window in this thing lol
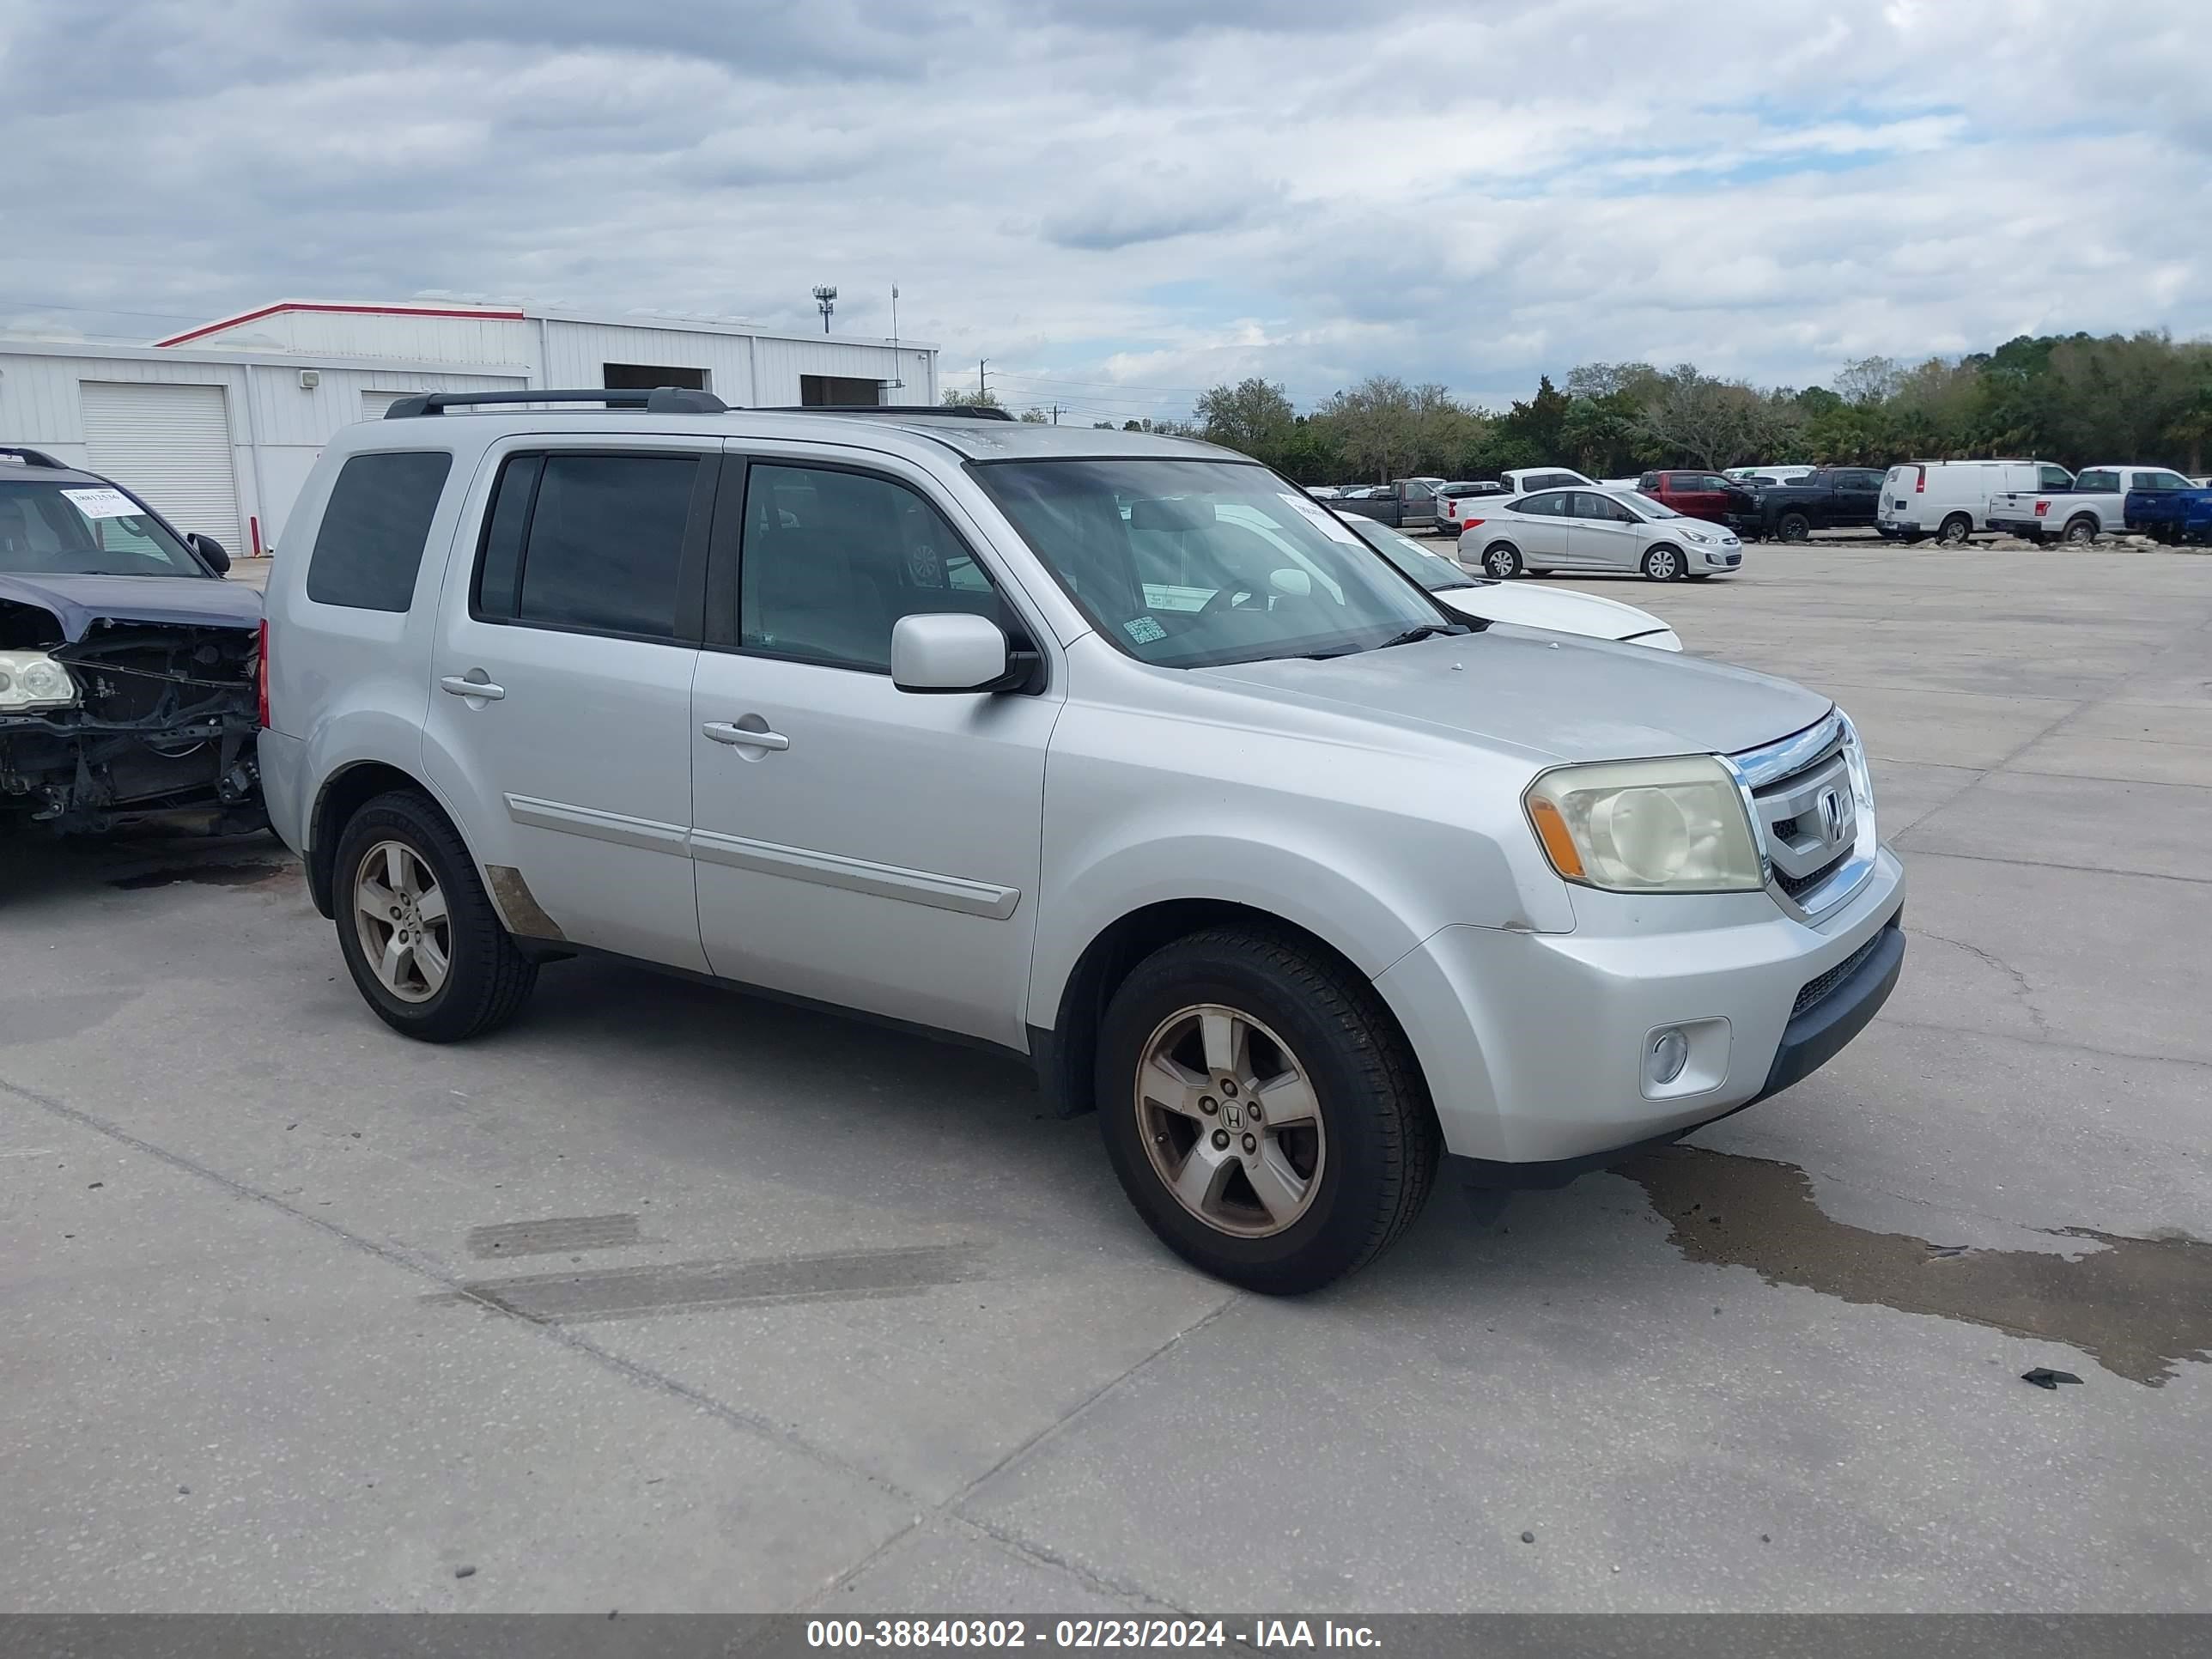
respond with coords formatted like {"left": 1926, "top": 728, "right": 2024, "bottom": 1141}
{"left": 472, "top": 452, "right": 701, "bottom": 639}
{"left": 307, "top": 451, "right": 453, "bottom": 611}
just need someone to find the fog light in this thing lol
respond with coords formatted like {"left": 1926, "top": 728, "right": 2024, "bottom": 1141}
{"left": 1646, "top": 1028, "right": 1690, "bottom": 1088}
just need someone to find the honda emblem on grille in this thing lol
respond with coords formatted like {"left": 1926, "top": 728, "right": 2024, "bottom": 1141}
{"left": 1819, "top": 786, "right": 1850, "bottom": 844}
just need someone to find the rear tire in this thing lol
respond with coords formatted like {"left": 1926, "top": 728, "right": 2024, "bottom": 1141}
{"left": 1481, "top": 542, "right": 1522, "bottom": 579}
{"left": 2063, "top": 515, "right": 2098, "bottom": 545}
{"left": 1777, "top": 512, "right": 1812, "bottom": 544}
{"left": 1937, "top": 514, "right": 1972, "bottom": 546}
{"left": 332, "top": 790, "right": 538, "bottom": 1042}
{"left": 1096, "top": 927, "right": 1440, "bottom": 1294}
{"left": 1641, "top": 544, "right": 1685, "bottom": 581}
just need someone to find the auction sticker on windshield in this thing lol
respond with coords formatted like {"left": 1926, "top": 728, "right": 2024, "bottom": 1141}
{"left": 1279, "top": 492, "right": 1361, "bottom": 544}
{"left": 61, "top": 487, "right": 143, "bottom": 520}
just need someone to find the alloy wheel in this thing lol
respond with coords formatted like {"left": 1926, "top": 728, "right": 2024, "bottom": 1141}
{"left": 1133, "top": 1003, "right": 1326, "bottom": 1238}
{"left": 353, "top": 840, "right": 452, "bottom": 1004}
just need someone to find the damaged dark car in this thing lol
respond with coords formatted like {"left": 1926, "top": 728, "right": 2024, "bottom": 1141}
{"left": 1, "top": 448, "right": 262, "bottom": 836}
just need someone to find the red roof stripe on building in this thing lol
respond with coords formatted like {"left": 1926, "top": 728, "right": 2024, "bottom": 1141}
{"left": 151, "top": 301, "right": 527, "bottom": 349}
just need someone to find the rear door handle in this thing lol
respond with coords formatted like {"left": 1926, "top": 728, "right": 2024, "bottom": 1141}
{"left": 702, "top": 721, "right": 789, "bottom": 751}
{"left": 441, "top": 673, "right": 505, "bottom": 701}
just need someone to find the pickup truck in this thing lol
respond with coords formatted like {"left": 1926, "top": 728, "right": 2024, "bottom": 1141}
{"left": 1637, "top": 469, "right": 1762, "bottom": 531}
{"left": 2124, "top": 477, "right": 2212, "bottom": 544}
{"left": 1332, "top": 476, "right": 1446, "bottom": 532}
{"left": 1988, "top": 465, "right": 2197, "bottom": 544}
{"left": 1745, "top": 467, "right": 1887, "bottom": 542}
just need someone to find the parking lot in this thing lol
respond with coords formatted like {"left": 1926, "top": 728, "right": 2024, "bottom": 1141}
{"left": 3, "top": 541, "right": 2209, "bottom": 1613}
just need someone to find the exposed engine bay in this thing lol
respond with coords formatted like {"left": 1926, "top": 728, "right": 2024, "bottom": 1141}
{"left": 1, "top": 598, "right": 263, "bottom": 836}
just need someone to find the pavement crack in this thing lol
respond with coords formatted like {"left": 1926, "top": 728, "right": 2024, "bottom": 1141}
{"left": 797, "top": 1291, "right": 1238, "bottom": 1613}
{"left": 1915, "top": 928, "right": 2054, "bottom": 1036}
{"left": 0, "top": 1072, "right": 926, "bottom": 1514}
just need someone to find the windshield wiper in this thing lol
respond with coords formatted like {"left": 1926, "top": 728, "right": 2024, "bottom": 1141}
{"left": 1373, "top": 622, "right": 1473, "bottom": 649}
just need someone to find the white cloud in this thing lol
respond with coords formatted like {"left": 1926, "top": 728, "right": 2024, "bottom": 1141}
{"left": 0, "top": 0, "right": 2203, "bottom": 419}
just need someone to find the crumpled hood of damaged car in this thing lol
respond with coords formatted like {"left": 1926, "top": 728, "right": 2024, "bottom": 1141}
{"left": 0, "top": 572, "right": 261, "bottom": 641}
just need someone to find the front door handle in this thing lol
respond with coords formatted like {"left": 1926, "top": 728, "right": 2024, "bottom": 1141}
{"left": 702, "top": 721, "right": 789, "bottom": 751}
{"left": 441, "top": 673, "right": 505, "bottom": 701}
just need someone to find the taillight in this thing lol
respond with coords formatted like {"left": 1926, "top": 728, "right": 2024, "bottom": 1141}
{"left": 256, "top": 619, "right": 270, "bottom": 729}
{"left": 1914, "top": 466, "right": 1927, "bottom": 493}
{"left": 2033, "top": 501, "right": 2050, "bottom": 518}
{"left": 1460, "top": 518, "right": 1485, "bottom": 530}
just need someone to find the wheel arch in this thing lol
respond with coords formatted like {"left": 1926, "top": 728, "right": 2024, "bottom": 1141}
{"left": 1029, "top": 897, "right": 1427, "bottom": 1120}
{"left": 307, "top": 761, "right": 456, "bottom": 920}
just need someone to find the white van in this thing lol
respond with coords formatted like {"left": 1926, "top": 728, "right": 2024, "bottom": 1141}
{"left": 1877, "top": 460, "right": 2074, "bottom": 544}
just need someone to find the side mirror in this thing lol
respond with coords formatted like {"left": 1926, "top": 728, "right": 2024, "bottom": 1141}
{"left": 189, "top": 533, "right": 231, "bottom": 574}
{"left": 891, "top": 612, "right": 1018, "bottom": 694}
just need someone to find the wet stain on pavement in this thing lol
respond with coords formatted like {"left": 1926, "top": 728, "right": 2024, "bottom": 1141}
{"left": 1620, "top": 1145, "right": 2212, "bottom": 1385}
{"left": 108, "top": 861, "right": 290, "bottom": 890}
{"left": 434, "top": 1243, "right": 988, "bottom": 1324}
{"left": 467, "top": 1212, "right": 642, "bottom": 1258}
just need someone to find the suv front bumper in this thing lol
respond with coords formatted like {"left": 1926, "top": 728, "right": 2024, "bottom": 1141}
{"left": 1376, "top": 847, "right": 1905, "bottom": 1179}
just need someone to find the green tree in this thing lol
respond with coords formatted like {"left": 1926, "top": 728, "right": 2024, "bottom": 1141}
{"left": 942, "top": 386, "right": 1002, "bottom": 409}
{"left": 1194, "top": 377, "right": 1296, "bottom": 456}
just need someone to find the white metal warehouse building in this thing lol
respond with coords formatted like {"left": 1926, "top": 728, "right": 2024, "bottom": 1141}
{"left": 0, "top": 301, "right": 939, "bottom": 555}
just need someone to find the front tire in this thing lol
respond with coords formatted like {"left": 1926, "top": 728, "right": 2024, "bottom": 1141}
{"left": 1641, "top": 544, "right": 1685, "bottom": 581}
{"left": 1481, "top": 542, "right": 1522, "bottom": 579}
{"left": 332, "top": 790, "right": 538, "bottom": 1042}
{"left": 1096, "top": 927, "right": 1439, "bottom": 1294}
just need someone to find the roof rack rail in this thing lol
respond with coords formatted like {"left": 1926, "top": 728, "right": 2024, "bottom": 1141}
{"left": 0, "top": 445, "right": 70, "bottom": 468}
{"left": 383, "top": 387, "right": 728, "bottom": 419}
{"left": 758, "top": 404, "right": 1017, "bottom": 422}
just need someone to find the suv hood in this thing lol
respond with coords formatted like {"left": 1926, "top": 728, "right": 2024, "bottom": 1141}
{"left": 0, "top": 571, "right": 259, "bottom": 641}
{"left": 1197, "top": 628, "right": 1831, "bottom": 764}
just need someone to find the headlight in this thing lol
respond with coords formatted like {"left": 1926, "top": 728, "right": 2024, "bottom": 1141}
{"left": 1682, "top": 528, "right": 1713, "bottom": 544}
{"left": 1525, "top": 755, "right": 1764, "bottom": 892}
{"left": 0, "top": 651, "right": 80, "bottom": 711}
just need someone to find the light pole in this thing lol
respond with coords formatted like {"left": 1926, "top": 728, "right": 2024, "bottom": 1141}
{"left": 811, "top": 285, "right": 837, "bottom": 334}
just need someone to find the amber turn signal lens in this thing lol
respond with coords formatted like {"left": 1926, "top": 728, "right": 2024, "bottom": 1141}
{"left": 1526, "top": 793, "right": 1585, "bottom": 880}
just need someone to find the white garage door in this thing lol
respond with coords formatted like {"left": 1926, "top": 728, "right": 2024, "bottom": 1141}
{"left": 80, "top": 380, "right": 246, "bottom": 555}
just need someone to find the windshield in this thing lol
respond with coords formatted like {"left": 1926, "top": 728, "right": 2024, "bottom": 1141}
{"left": 1621, "top": 491, "right": 1679, "bottom": 519}
{"left": 974, "top": 459, "right": 1450, "bottom": 666}
{"left": 0, "top": 479, "right": 206, "bottom": 577}
{"left": 1348, "top": 518, "right": 1479, "bottom": 592}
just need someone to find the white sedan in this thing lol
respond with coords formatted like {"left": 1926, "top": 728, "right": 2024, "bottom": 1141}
{"left": 1452, "top": 485, "right": 1744, "bottom": 582}
{"left": 1347, "top": 519, "right": 1682, "bottom": 649}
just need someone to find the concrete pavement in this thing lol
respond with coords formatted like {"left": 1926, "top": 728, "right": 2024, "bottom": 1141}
{"left": 4, "top": 543, "right": 2208, "bottom": 1612}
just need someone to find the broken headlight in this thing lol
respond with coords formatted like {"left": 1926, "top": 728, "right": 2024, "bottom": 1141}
{"left": 0, "top": 651, "right": 80, "bottom": 711}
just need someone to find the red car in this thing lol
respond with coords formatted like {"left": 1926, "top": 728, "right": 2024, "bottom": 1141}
{"left": 1638, "top": 469, "right": 1761, "bottom": 532}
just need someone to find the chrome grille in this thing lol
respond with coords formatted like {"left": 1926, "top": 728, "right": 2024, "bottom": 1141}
{"left": 1729, "top": 710, "right": 1875, "bottom": 920}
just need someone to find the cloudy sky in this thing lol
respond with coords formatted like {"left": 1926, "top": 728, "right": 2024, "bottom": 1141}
{"left": 3, "top": 0, "right": 2205, "bottom": 423}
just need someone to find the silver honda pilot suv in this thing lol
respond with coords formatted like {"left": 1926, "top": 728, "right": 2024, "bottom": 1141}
{"left": 259, "top": 393, "right": 1905, "bottom": 1293}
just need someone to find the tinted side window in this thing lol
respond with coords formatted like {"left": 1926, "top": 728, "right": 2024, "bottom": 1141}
{"left": 307, "top": 451, "right": 453, "bottom": 611}
{"left": 2075, "top": 470, "right": 2119, "bottom": 492}
{"left": 740, "top": 464, "right": 1004, "bottom": 674}
{"left": 1515, "top": 492, "right": 1568, "bottom": 518}
{"left": 479, "top": 453, "right": 699, "bottom": 638}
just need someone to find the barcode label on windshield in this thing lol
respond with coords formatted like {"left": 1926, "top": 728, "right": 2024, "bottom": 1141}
{"left": 61, "top": 487, "right": 143, "bottom": 520}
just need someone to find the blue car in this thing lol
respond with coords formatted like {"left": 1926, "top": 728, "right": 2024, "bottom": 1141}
{"left": 1, "top": 447, "right": 263, "bottom": 836}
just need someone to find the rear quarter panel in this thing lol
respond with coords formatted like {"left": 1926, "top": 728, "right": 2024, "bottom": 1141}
{"left": 263, "top": 430, "right": 477, "bottom": 860}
